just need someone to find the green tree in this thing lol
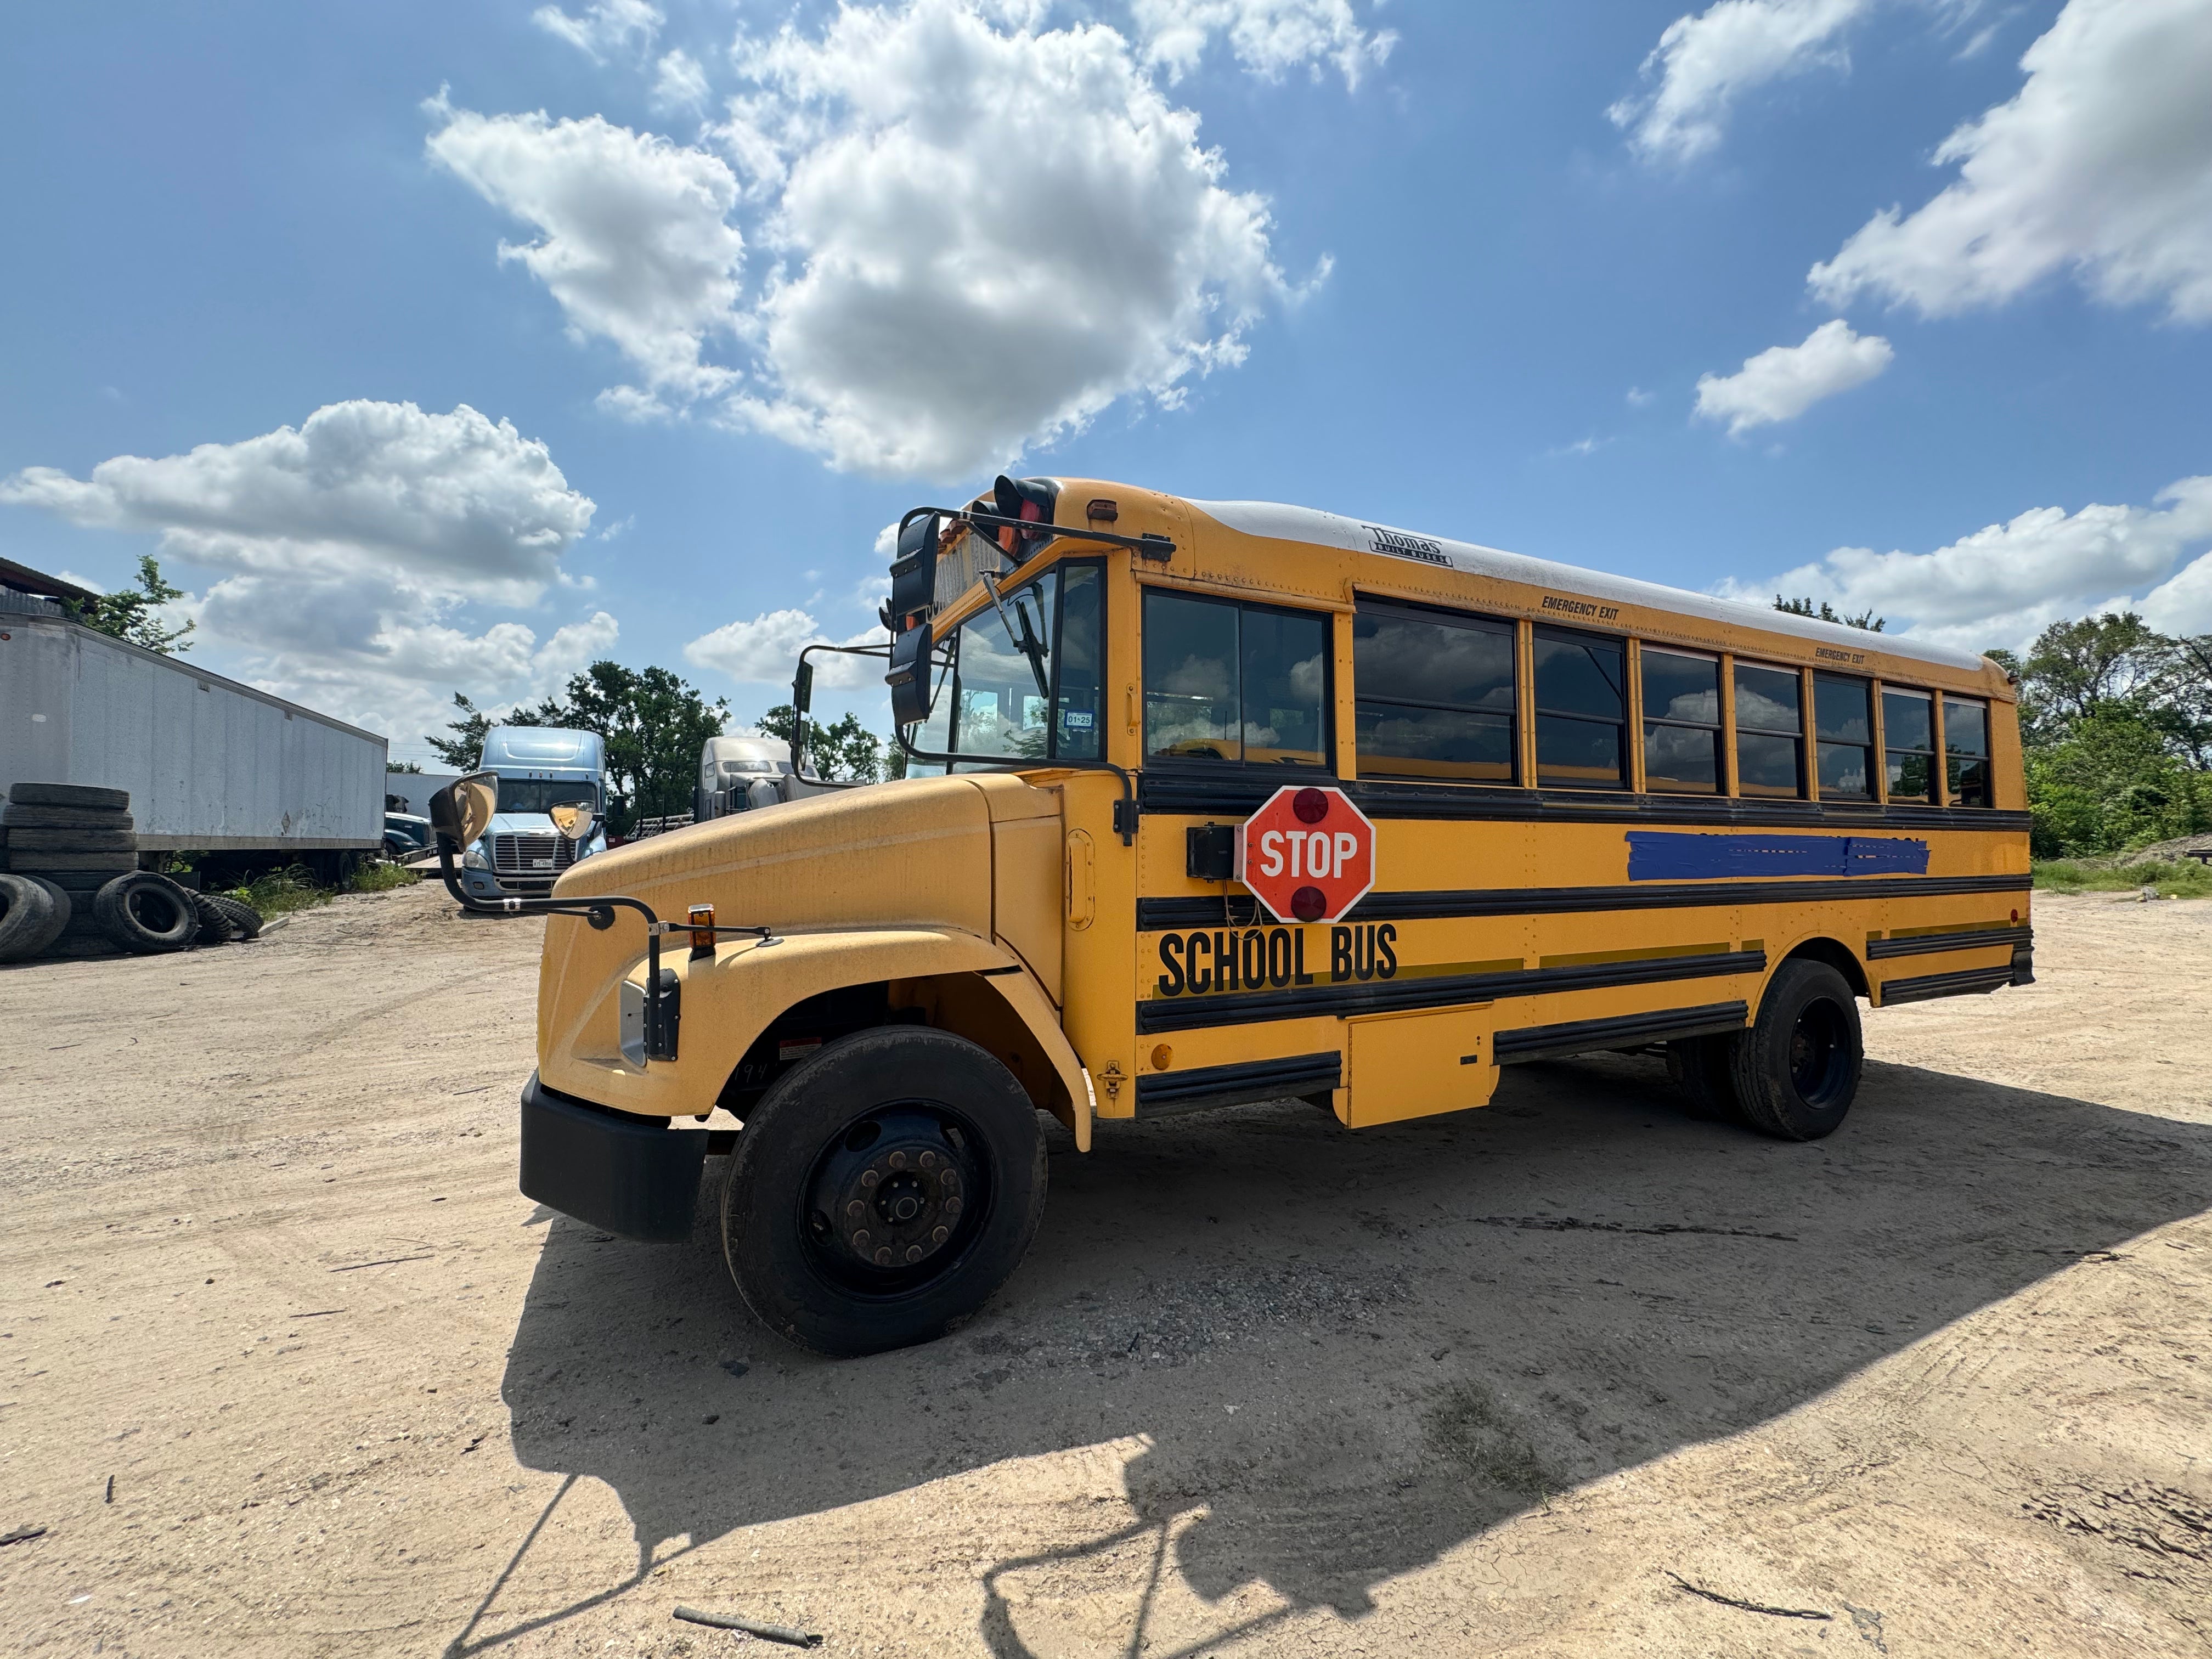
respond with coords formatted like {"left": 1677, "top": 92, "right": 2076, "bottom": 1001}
{"left": 757, "top": 704, "right": 886, "bottom": 783}
{"left": 65, "top": 555, "right": 195, "bottom": 654}
{"left": 423, "top": 692, "right": 535, "bottom": 770}
{"left": 389, "top": 760, "right": 424, "bottom": 774}
{"left": 537, "top": 662, "right": 729, "bottom": 834}
{"left": 1775, "top": 595, "right": 1884, "bottom": 631}
{"left": 2024, "top": 707, "right": 2211, "bottom": 857}
{"left": 2015, "top": 611, "right": 2167, "bottom": 742}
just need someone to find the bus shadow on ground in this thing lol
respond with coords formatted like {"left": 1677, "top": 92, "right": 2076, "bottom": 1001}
{"left": 489, "top": 1054, "right": 2212, "bottom": 1646}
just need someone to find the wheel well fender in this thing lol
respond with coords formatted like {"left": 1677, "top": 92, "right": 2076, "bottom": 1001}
{"left": 685, "top": 928, "right": 1091, "bottom": 1150}
{"left": 1777, "top": 935, "right": 1870, "bottom": 1001}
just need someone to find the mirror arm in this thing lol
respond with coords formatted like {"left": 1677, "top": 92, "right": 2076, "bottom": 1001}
{"left": 430, "top": 835, "right": 692, "bottom": 1060}
{"left": 787, "top": 641, "right": 893, "bottom": 791}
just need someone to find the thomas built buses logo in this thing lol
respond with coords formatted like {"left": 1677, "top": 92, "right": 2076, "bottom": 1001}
{"left": 1365, "top": 526, "right": 1451, "bottom": 566}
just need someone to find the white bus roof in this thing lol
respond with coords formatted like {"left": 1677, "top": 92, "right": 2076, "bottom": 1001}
{"left": 1186, "top": 499, "right": 1991, "bottom": 676}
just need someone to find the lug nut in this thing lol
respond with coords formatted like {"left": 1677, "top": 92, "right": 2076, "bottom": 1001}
{"left": 874, "top": 1248, "right": 892, "bottom": 1266}
{"left": 851, "top": 1232, "right": 869, "bottom": 1250}
{"left": 941, "top": 1171, "right": 960, "bottom": 1192}
{"left": 860, "top": 1170, "right": 879, "bottom": 1189}
{"left": 905, "top": 1245, "right": 922, "bottom": 1263}
{"left": 919, "top": 1150, "right": 936, "bottom": 1169}
{"left": 846, "top": 1199, "right": 864, "bottom": 1218}
{"left": 888, "top": 1150, "right": 908, "bottom": 1170}
{"left": 932, "top": 1226, "right": 948, "bottom": 1244}
{"left": 945, "top": 1197, "right": 962, "bottom": 1216}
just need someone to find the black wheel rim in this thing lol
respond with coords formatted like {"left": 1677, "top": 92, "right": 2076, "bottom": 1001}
{"left": 1786, "top": 997, "right": 1851, "bottom": 1107}
{"left": 795, "top": 1102, "right": 992, "bottom": 1296}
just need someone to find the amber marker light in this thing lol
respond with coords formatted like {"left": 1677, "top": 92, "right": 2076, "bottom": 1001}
{"left": 689, "top": 904, "right": 716, "bottom": 956}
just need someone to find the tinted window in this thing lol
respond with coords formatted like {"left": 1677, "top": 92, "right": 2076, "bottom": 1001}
{"left": 1882, "top": 687, "right": 1934, "bottom": 802}
{"left": 1241, "top": 608, "right": 1329, "bottom": 766}
{"left": 1534, "top": 631, "right": 1625, "bottom": 719}
{"left": 1944, "top": 695, "right": 1991, "bottom": 807}
{"left": 1734, "top": 661, "right": 1803, "bottom": 798}
{"left": 1356, "top": 610, "right": 1515, "bottom": 710}
{"left": 1354, "top": 605, "right": 1516, "bottom": 783}
{"left": 1144, "top": 590, "right": 1329, "bottom": 768}
{"left": 1054, "top": 564, "right": 1103, "bottom": 760}
{"left": 1534, "top": 627, "right": 1626, "bottom": 788}
{"left": 1643, "top": 650, "right": 1719, "bottom": 725}
{"left": 1735, "top": 663, "right": 1801, "bottom": 733}
{"left": 1814, "top": 674, "right": 1873, "bottom": 800}
{"left": 1641, "top": 647, "right": 1721, "bottom": 795}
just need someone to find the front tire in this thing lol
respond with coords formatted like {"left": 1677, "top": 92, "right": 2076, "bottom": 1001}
{"left": 1729, "top": 958, "right": 1863, "bottom": 1141}
{"left": 721, "top": 1026, "right": 1047, "bottom": 1356}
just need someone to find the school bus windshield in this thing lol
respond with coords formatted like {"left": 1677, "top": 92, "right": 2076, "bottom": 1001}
{"left": 913, "top": 561, "right": 1104, "bottom": 767}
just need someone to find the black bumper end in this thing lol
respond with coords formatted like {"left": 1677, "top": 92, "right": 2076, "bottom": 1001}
{"left": 520, "top": 1073, "right": 707, "bottom": 1243}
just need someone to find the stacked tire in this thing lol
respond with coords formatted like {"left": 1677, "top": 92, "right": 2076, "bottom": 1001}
{"left": 0, "top": 783, "right": 257, "bottom": 963}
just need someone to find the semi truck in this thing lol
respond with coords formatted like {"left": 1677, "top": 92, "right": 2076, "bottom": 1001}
{"left": 691, "top": 734, "right": 832, "bottom": 822}
{"left": 452, "top": 725, "right": 608, "bottom": 900}
{"left": 0, "top": 563, "right": 385, "bottom": 878}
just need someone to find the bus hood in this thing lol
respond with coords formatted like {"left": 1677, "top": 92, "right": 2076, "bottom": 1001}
{"left": 543, "top": 771, "right": 1066, "bottom": 1018}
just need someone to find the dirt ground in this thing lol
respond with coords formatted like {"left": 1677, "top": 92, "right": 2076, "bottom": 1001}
{"left": 2, "top": 886, "right": 2209, "bottom": 1658}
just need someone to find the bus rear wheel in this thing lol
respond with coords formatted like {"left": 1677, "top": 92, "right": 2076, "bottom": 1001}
{"left": 720, "top": 1026, "right": 1047, "bottom": 1357}
{"left": 1728, "top": 958, "right": 1863, "bottom": 1141}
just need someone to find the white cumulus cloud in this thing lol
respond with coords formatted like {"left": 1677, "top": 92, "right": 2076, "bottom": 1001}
{"left": 1809, "top": 0, "right": 2212, "bottom": 322}
{"left": 533, "top": 0, "right": 662, "bottom": 61}
{"left": 685, "top": 608, "right": 882, "bottom": 688}
{"left": 426, "top": 101, "right": 746, "bottom": 411}
{"left": 1716, "top": 474, "right": 2212, "bottom": 650}
{"left": 1693, "top": 319, "right": 1893, "bottom": 433}
{"left": 0, "top": 401, "right": 616, "bottom": 747}
{"left": 430, "top": 0, "right": 1316, "bottom": 481}
{"left": 1131, "top": 0, "right": 1396, "bottom": 88}
{"left": 1611, "top": 0, "right": 1872, "bottom": 164}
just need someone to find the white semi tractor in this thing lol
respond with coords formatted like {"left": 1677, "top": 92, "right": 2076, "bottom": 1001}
{"left": 691, "top": 735, "right": 832, "bottom": 822}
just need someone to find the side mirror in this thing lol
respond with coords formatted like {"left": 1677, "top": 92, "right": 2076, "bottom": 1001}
{"left": 431, "top": 771, "right": 499, "bottom": 848}
{"left": 549, "top": 802, "right": 596, "bottom": 843}
{"left": 886, "top": 623, "right": 934, "bottom": 727}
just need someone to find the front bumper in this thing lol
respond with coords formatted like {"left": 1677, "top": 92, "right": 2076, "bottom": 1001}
{"left": 519, "top": 1072, "right": 707, "bottom": 1242}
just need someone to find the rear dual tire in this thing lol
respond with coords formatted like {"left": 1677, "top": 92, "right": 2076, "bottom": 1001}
{"left": 721, "top": 1027, "right": 1047, "bottom": 1357}
{"left": 1667, "top": 958, "right": 1863, "bottom": 1141}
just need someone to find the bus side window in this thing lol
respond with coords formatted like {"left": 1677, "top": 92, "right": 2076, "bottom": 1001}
{"left": 1533, "top": 626, "right": 1627, "bottom": 789}
{"left": 1943, "top": 695, "right": 1991, "bottom": 806}
{"left": 1814, "top": 674, "right": 1874, "bottom": 799}
{"left": 1352, "top": 602, "right": 1516, "bottom": 784}
{"left": 1142, "top": 590, "right": 1330, "bottom": 768}
{"left": 1734, "top": 661, "right": 1804, "bottom": 798}
{"left": 1882, "top": 686, "right": 1934, "bottom": 802}
{"left": 1640, "top": 646, "right": 1720, "bottom": 793}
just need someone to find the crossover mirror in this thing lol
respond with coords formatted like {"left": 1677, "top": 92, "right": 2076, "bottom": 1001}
{"left": 549, "top": 802, "right": 596, "bottom": 843}
{"left": 430, "top": 770, "right": 499, "bottom": 849}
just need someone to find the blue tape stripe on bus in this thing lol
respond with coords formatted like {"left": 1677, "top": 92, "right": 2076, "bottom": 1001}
{"left": 1626, "top": 832, "right": 1929, "bottom": 881}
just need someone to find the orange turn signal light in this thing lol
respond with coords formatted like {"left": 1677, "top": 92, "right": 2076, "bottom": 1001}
{"left": 689, "top": 904, "right": 715, "bottom": 953}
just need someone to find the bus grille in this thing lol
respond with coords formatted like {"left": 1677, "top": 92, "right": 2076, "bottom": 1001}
{"left": 491, "top": 833, "right": 578, "bottom": 882}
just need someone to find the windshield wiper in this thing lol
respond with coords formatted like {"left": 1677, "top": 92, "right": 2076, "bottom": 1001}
{"left": 981, "top": 570, "right": 1052, "bottom": 703}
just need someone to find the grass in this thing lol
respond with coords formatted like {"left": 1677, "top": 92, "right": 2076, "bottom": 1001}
{"left": 2033, "top": 857, "right": 2212, "bottom": 900}
{"left": 348, "top": 861, "right": 417, "bottom": 894}
{"left": 221, "top": 859, "right": 417, "bottom": 916}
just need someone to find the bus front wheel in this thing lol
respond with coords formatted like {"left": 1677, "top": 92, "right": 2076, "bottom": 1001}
{"left": 720, "top": 1026, "right": 1048, "bottom": 1356}
{"left": 1728, "top": 958, "right": 1863, "bottom": 1141}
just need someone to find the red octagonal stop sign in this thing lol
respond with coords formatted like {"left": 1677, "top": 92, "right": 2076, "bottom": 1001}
{"left": 1235, "top": 786, "right": 1377, "bottom": 924}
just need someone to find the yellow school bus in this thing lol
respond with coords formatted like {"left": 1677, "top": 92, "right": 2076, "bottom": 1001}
{"left": 435, "top": 476, "right": 2029, "bottom": 1355}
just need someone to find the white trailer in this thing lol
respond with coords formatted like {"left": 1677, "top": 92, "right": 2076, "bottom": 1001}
{"left": 0, "top": 597, "right": 385, "bottom": 862}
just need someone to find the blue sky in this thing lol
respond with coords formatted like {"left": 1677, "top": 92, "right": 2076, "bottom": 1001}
{"left": 4, "top": 0, "right": 2208, "bottom": 764}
